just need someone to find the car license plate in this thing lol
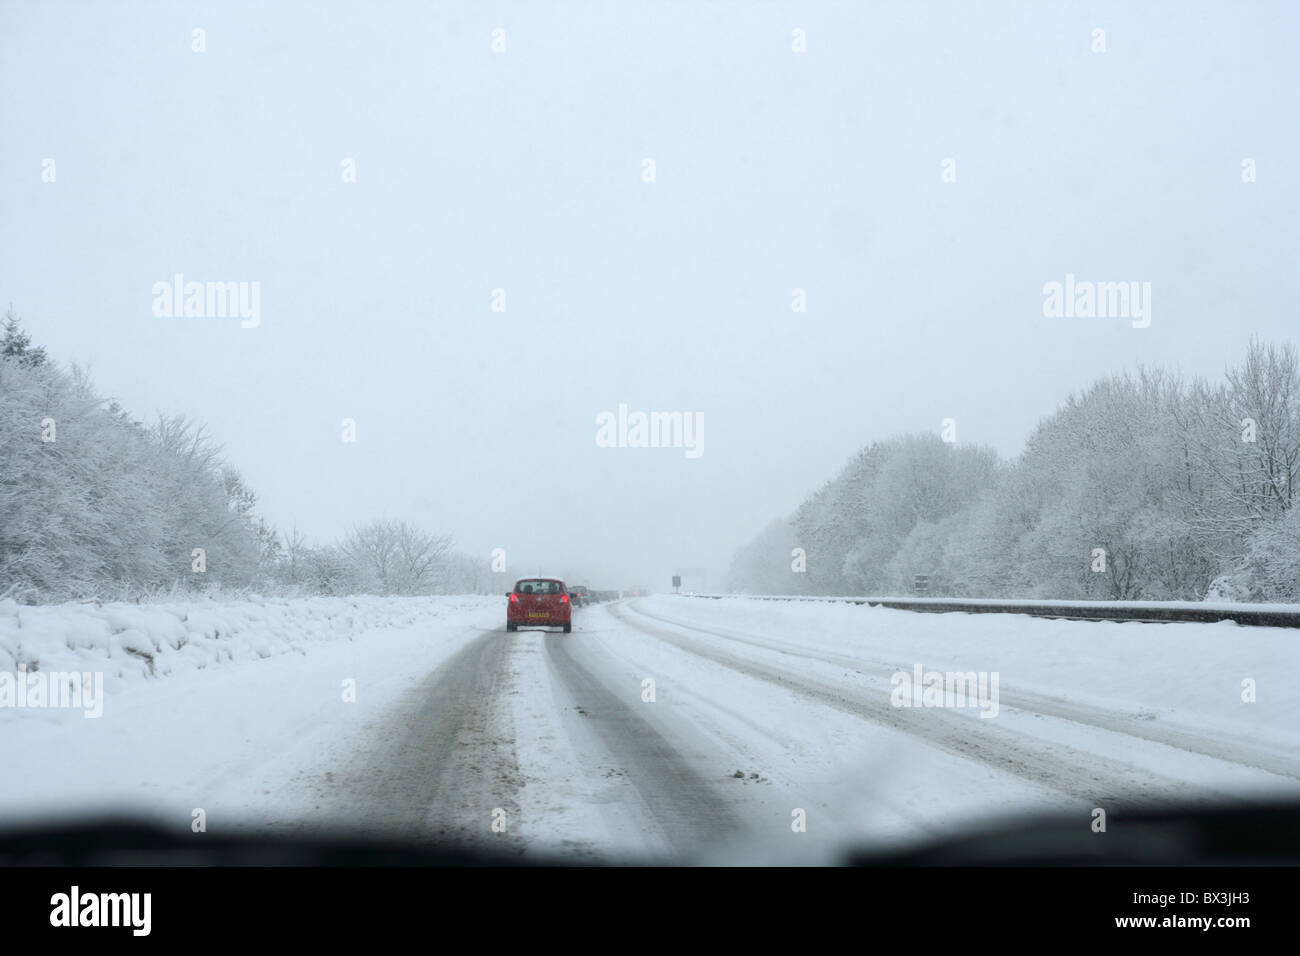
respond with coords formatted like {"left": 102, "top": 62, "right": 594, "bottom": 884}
{"left": 528, "top": 612, "right": 547, "bottom": 619}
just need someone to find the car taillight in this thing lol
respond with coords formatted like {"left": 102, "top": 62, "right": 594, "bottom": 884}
{"left": 510, "top": 593, "right": 519, "bottom": 603}
{"left": 560, "top": 594, "right": 569, "bottom": 603}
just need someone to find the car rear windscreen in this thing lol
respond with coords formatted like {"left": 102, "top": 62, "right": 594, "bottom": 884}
{"left": 515, "top": 580, "right": 563, "bottom": 594}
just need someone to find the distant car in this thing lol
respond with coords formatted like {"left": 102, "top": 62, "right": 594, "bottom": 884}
{"left": 506, "top": 578, "right": 572, "bottom": 633}
{"left": 570, "top": 585, "right": 589, "bottom": 607}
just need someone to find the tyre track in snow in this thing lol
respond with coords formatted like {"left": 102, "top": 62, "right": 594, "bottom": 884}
{"left": 629, "top": 603, "right": 1300, "bottom": 783}
{"left": 542, "top": 630, "right": 742, "bottom": 856}
{"left": 572, "top": 608, "right": 956, "bottom": 844}
{"left": 611, "top": 603, "right": 1234, "bottom": 809}
{"left": 300, "top": 629, "right": 526, "bottom": 850}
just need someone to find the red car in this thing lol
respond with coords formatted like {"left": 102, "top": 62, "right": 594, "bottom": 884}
{"left": 506, "top": 578, "right": 572, "bottom": 633}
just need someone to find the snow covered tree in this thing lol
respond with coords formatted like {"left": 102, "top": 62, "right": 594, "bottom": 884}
{"left": 1, "top": 309, "right": 47, "bottom": 368}
{"left": 342, "top": 519, "right": 454, "bottom": 595}
{"left": 0, "top": 314, "right": 272, "bottom": 601}
{"left": 731, "top": 341, "right": 1298, "bottom": 603}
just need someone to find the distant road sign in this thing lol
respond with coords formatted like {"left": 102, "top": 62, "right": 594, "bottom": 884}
{"left": 914, "top": 574, "right": 930, "bottom": 594}
{"left": 672, "top": 575, "right": 681, "bottom": 588}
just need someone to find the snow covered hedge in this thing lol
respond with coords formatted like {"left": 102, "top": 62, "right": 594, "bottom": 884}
{"left": 0, "top": 594, "right": 500, "bottom": 684}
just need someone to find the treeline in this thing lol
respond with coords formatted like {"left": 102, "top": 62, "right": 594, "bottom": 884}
{"left": 0, "top": 311, "right": 493, "bottom": 603}
{"left": 728, "top": 339, "right": 1300, "bottom": 603}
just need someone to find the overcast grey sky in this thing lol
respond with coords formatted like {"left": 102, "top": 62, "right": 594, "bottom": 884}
{"left": 3, "top": 1, "right": 1298, "bottom": 588}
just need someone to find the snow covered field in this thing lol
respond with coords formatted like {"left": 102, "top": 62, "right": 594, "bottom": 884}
{"left": 2, "top": 593, "right": 1297, "bottom": 862}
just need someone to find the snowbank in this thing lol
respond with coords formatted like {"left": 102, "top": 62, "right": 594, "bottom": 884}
{"left": 650, "top": 594, "right": 1300, "bottom": 751}
{"left": 0, "top": 594, "right": 501, "bottom": 689}
{"left": 0, "top": 592, "right": 503, "bottom": 824}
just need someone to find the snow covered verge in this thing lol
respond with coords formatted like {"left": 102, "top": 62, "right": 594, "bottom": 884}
{"left": 0, "top": 593, "right": 503, "bottom": 824}
{"left": 648, "top": 595, "right": 1300, "bottom": 753}
{"left": 0, "top": 593, "right": 500, "bottom": 688}
{"left": 696, "top": 593, "right": 1300, "bottom": 613}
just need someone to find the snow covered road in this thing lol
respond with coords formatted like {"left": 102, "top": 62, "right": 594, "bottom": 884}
{"left": 3, "top": 594, "right": 1297, "bottom": 862}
